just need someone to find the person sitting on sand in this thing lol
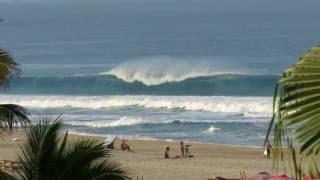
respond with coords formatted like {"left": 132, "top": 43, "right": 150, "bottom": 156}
{"left": 120, "top": 139, "right": 131, "bottom": 151}
{"left": 180, "top": 141, "right": 185, "bottom": 158}
{"left": 163, "top": 147, "right": 181, "bottom": 159}
{"left": 164, "top": 147, "right": 170, "bottom": 159}
{"left": 185, "top": 144, "right": 194, "bottom": 158}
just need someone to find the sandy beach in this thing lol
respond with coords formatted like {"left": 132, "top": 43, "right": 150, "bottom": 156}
{"left": 0, "top": 132, "right": 275, "bottom": 180}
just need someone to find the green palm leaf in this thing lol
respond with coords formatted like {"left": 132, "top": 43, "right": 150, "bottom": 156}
{"left": 0, "top": 49, "right": 20, "bottom": 89}
{"left": 0, "top": 104, "right": 29, "bottom": 132}
{"left": 266, "top": 43, "right": 320, "bottom": 159}
{"left": 0, "top": 49, "right": 29, "bottom": 132}
{"left": 16, "top": 117, "right": 129, "bottom": 180}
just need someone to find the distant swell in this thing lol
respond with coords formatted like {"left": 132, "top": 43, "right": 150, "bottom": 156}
{"left": 7, "top": 74, "right": 279, "bottom": 96}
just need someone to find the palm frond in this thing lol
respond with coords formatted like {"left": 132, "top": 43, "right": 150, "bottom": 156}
{"left": 0, "top": 169, "right": 18, "bottom": 180}
{"left": 87, "top": 161, "right": 130, "bottom": 180}
{"left": 266, "top": 43, "right": 320, "bottom": 176}
{"left": 17, "top": 117, "right": 129, "bottom": 180}
{"left": 0, "top": 49, "right": 28, "bottom": 133}
{"left": 267, "top": 43, "right": 320, "bottom": 153}
{"left": 0, "top": 49, "right": 21, "bottom": 89}
{"left": 0, "top": 104, "right": 29, "bottom": 132}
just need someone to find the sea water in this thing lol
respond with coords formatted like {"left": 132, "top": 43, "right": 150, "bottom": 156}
{"left": 0, "top": 0, "right": 320, "bottom": 146}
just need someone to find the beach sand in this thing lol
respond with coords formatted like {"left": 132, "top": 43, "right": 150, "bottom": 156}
{"left": 0, "top": 133, "right": 275, "bottom": 180}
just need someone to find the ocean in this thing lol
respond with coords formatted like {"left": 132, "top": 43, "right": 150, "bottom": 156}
{"left": 1, "top": 0, "right": 320, "bottom": 146}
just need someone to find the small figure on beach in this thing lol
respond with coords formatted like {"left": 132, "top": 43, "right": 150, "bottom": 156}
{"left": 185, "top": 144, "right": 190, "bottom": 157}
{"left": 164, "top": 147, "right": 170, "bottom": 159}
{"left": 120, "top": 139, "right": 131, "bottom": 151}
{"left": 185, "top": 144, "right": 194, "bottom": 158}
{"left": 164, "top": 147, "right": 181, "bottom": 159}
{"left": 180, "top": 141, "right": 185, "bottom": 158}
{"left": 264, "top": 140, "right": 272, "bottom": 159}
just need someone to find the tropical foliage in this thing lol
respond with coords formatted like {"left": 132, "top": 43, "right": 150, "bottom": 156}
{"left": 16, "top": 117, "right": 129, "bottom": 180}
{"left": 266, "top": 43, "right": 320, "bottom": 177}
{"left": 0, "top": 49, "right": 29, "bottom": 132}
{"left": 2, "top": 117, "right": 129, "bottom": 180}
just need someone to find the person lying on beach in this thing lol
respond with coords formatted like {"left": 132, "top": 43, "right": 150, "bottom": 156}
{"left": 120, "top": 139, "right": 131, "bottom": 151}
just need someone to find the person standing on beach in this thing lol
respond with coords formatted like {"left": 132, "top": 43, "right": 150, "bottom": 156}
{"left": 180, "top": 141, "right": 185, "bottom": 158}
{"left": 264, "top": 140, "right": 272, "bottom": 159}
{"left": 164, "top": 147, "right": 170, "bottom": 159}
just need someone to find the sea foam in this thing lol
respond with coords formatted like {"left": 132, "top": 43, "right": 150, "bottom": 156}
{"left": 64, "top": 116, "right": 150, "bottom": 128}
{"left": 0, "top": 95, "right": 272, "bottom": 115}
{"left": 202, "top": 126, "right": 221, "bottom": 134}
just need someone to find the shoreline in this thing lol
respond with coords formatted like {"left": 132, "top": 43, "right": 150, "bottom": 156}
{"left": 68, "top": 131, "right": 264, "bottom": 149}
{"left": 0, "top": 132, "right": 277, "bottom": 180}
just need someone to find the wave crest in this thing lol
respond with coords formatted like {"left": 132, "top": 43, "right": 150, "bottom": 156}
{"left": 65, "top": 116, "right": 148, "bottom": 128}
{"left": 100, "top": 56, "right": 247, "bottom": 85}
{"left": 0, "top": 95, "right": 272, "bottom": 115}
{"left": 202, "top": 126, "right": 221, "bottom": 134}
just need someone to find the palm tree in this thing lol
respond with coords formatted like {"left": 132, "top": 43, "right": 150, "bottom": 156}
{"left": 0, "top": 49, "right": 29, "bottom": 132}
{"left": 13, "top": 117, "right": 129, "bottom": 180}
{"left": 266, "top": 43, "right": 320, "bottom": 177}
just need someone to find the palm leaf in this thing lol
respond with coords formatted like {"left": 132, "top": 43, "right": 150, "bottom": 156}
{"left": 0, "top": 104, "right": 29, "bottom": 132}
{"left": 16, "top": 117, "right": 129, "bottom": 180}
{"left": 0, "top": 49, "right": 29, "bottom": 132}
{"left": 0, "top": 49, "right": 20, "bottom": 89}
{"left": 0, "top": 169, "right": 18, "bottom": 180}
{"left": 266, "top": 43, "right": 320, "bottom": 172}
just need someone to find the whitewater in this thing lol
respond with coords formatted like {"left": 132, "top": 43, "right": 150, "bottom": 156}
{"left": 0, "top": 94, "right": 273, "bottom": 146}
{"left": 3, "top": 0, "right": 319, "bottom": 146}
{"left": 0, "top": 95, "right": 271, "bottom": 114}
{"left": 1, "top": 63, "right": 277, "bottom": 146}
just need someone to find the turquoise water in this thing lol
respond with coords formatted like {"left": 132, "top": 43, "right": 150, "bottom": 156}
{"left": 0, "top": 0, "right": 320, "bottom": 146}
{"left": 7, "top": 74, "right": 279, "bottom": 96}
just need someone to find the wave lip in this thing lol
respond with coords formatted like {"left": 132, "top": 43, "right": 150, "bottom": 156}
{"left": 99, "top": 56, "right": 250, "bottom": 86}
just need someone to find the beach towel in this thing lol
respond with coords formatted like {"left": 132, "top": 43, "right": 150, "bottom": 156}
{"left": 263, "top": 148, "right": 267, "bottom": 156}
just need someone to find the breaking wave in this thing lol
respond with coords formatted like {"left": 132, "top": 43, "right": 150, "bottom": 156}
{"left": 0, "top": 95, "right": 272, "bottom": 115}
{"left": 202, "top": 126, "right": 221, "bottom": 134}
{"left": 64, "top": 116, "right": 268, "bottom": 128}
{"left": 64, "top": 116, "right": 169, "bottom": 128}
{"left": 100, "top": 57, "right": 245, "bottom": 85}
